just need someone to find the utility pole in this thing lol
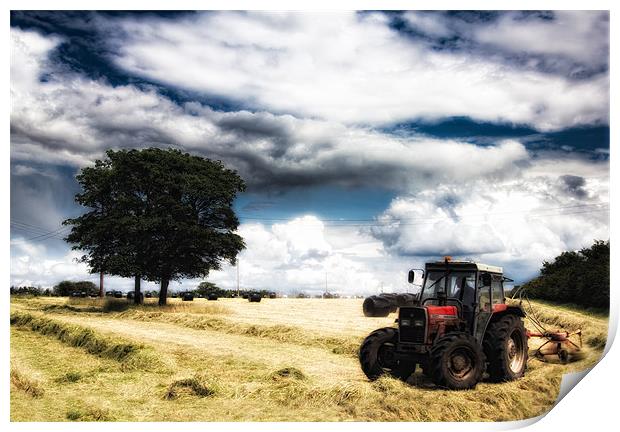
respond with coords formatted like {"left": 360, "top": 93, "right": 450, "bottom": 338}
{"left": 237, "top": 259, "right": 240, "bottom": 297}
{"left": 99, "top": 271, "right": 104, "bottom": 297}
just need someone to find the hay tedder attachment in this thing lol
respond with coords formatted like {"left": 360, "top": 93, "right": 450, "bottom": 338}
{"left": 526, "top": 329, "right": 583, "bottom": 363}
{"left": 512, "top": 287, "right": 584, "bottom": 364}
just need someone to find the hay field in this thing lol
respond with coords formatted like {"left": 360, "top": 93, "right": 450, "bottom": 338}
{"left": 10, "top": 296, "right": 608, "bottom": 422}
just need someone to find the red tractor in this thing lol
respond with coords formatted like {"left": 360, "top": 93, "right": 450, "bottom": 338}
{"left": 359, "top": 258, "right": 528, "bottom": 390}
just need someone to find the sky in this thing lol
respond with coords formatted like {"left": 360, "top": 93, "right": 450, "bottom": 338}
{"left": 9, "top": 10, "right": 610, "bottom": 295}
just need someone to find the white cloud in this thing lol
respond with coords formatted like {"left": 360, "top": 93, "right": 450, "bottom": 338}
{"left": 207, "top": 216, "right": 387, "bottom": 294}
{"left": 108, "top": 11, "right": 608, "bottom": 130}
{"left": 9, "top": 216, "right": 410, "bottom": 295}
{"left": 10, "top": 27, "right": 532, "bottom": 192}
{"left": 472, "top": 11, "right": 609, "bottom": 71}
{"left": 369, "top": 159, "right": 609, "bottom": 280}
{"left": 402, "top": 12, "right": 453, "bottom": 37}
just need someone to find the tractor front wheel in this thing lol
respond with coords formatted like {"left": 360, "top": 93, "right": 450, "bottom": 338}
{"left": 429, "top": 332, "right": 485, "bottom": 390}
{"left": 359, "top": 327, "right": 415, "bottom": 381}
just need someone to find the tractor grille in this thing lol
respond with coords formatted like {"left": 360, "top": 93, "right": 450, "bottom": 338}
{"left": 399, "top": 307, "right": 426, "bottom": 344}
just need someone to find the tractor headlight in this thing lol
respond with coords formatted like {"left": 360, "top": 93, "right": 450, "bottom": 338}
{"left": 413, "top": 320, "right": 425, "bottom": 327}
{"left": 400, "top": 319, "right": 411, "bottom": 326}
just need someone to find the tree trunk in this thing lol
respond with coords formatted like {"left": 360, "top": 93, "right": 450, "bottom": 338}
{"left": 99, "top": 271, "right": 104, "bottom": 297}
{"left": 134, "top": 275, "right": 142, "bottom": 305}
{"left": 159, "top": 278, "right": 169, "bottom": 306}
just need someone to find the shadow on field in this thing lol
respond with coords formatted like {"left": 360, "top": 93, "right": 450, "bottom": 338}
{"left": 40, "top": 298, "right": 230, "bottom": 315}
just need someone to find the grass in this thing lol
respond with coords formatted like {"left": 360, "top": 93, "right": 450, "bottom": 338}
{"left": 56, "top": 371, "right": 83, "bottom": 383}
{"left": 66, "top": 406, "right": 114, "bottom": 421}
{"left": 165, "top": 374, "right": 220, "bottom": 399}
{"left": 10, "top": 296, "right": 609, "bottom": 422}
{"left": 268, "top": 366, "right": 307, "bottom": 381}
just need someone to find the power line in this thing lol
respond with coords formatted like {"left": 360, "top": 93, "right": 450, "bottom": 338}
{"left": 238, "top": 204, "right": 609, "bottom": 227}
{"left": 10, "top": 220, "right": 71, "bottom": 244}
{"left": 237, "top": 202, "right": 608, "bottom": 223}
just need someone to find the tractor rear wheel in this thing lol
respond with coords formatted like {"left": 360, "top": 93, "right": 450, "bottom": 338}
{"left": 429, "top": 332, "right": 485, "bottom": 390}
{"left": 483, "top": 314, "right": 528, "bottom": 382}
{"left": 359, "top": 327, "right": 415, "bottom": 381}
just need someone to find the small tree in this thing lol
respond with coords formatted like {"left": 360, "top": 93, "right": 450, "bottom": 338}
{"left": 52, "top": 280, "right": 97, "bottom": 296}
{"left": 196, "top": 281, "right": 224, "bottom": 297}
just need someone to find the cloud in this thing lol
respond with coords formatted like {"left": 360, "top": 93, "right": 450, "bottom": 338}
{"left": 471, "top": 11, "right": 609, "bottom": 76}
{"left": 11, "top": 27, "right": 532, "bottom": 193}
{"left": 9, "top": 20, "right": 610, "bottom": 291}
{"left": 560, "top": 175, "right": 588, "bottom": 199}
{"left": 207, "top": 216, "right": 387, "bottom": 294}
{"left": 369, "top": 159, "right": 609, "bottom": 280}
{"left": 105, "top": 11, "right": 608, "bottom": 131}
{"left": 10, "top": 216, "right": 411, "bottom": 295}
{"left": 402, "top": 11, "right": 453, "bottom": 38}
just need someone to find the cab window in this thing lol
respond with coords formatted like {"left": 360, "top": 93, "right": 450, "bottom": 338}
{"left": 491, "top": 276, "right": 503, "bottom": 304}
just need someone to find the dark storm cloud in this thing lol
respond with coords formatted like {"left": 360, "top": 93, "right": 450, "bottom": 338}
{"left": 560, "top": 175, "right": 588, "bottom": 199}
{"left": 10, "top": 163, "right": 82, "bottom": 252}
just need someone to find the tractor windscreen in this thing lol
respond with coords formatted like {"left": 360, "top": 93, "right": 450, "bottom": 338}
{"left": 421, "top": 271, "right": 476, "bottom": 304}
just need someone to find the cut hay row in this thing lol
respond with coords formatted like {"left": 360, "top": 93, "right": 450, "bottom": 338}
{"left": 116, "top": 309, "right": 361, "bottom": 356}
{"left": 10, "top": 367, "right": 45, "bottom": 398}
{"left": 10, "top": 311, "right": 160, "bottom": 370}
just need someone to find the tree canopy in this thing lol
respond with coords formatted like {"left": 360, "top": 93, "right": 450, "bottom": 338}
{"left": 53, "top": 280, "right": 98, "bottom": 296}
{"left": 64, "top": 148, "right": 246, "bottom": 305}
{"left": 522, "top": 240, "right": 609, "bottom": 310}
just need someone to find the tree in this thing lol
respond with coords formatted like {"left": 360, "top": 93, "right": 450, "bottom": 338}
{"left": 65, "top": 150, "right": 152, "bottom": 303}
{"left": 195, "top": 281, "right": 224, "bottom": 297}
{"left": 64, "top": 148, "right": 246, "bottom": 306}
{"left": 135, "top": 149, "right": 246, "bottom": 305}
{"left": 522, "top": 240, "right": 609, "bottom": 310}
{"left": 53, "top": 280, "right": 97, "bottom": 296}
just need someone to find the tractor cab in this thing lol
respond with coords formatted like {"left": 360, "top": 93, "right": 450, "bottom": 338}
{"left": 407, "top": 258, "right": 510, "bottom": 341}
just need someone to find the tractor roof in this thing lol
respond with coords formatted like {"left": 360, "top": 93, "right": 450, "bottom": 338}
{"left": 425, "top": 260, "right": 503, "bottom": 274}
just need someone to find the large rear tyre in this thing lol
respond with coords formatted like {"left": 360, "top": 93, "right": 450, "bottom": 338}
{"left": 359, "top": 327, "right": 415, "bottom": 381}
{"left": 429, "top": 332, "right": 485, "bottom": 390}
{"left": 483, "top": 314, "right": 528, "bottom": 382}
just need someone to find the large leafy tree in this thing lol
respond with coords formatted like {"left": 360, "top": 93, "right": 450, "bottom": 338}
{"left": 522, "top": 240, "right": 609, "bottom": 310}
{"left": 64, "top": 148, "right": 246, "bottom": 306}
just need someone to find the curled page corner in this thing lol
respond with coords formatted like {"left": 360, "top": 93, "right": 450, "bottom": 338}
{"left": 556, "top": 368, "right": 592, "bottom": 404}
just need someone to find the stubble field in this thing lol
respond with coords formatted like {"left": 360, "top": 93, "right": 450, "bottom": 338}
{"left": 10, "top": 296, "right": 608, "bottom": 422}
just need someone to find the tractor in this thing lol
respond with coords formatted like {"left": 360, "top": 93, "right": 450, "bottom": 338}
{"left": 359, "top": 258, "right": 528, "bottom": 390}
